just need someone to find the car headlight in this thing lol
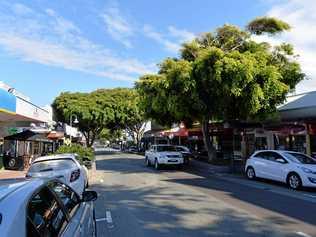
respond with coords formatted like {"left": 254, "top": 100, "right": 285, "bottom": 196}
{"left": 301, "top": 167, "right": 313, "bottom": 173}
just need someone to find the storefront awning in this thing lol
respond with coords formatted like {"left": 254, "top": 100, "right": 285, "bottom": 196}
{"left": 4, "top": 130, "right": 52, "bottom": 142}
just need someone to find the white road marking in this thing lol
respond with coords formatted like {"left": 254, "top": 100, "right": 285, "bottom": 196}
{"left": 106, "top": 211, "right": 113, "bottom": 223}
{"left": 296, "top": 231, "right": 312, "bottom": 237}
{"left": 96, "top": 218, "right": 106, "bottom": 222}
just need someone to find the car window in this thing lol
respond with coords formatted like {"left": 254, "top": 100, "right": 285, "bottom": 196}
{"left": 156, "top": 146, "right": 177, "bottom": 152}
{"left": 27, "top": 186, "right": 67, "bottom": 237}
{"left": 254, "top": 152, "right": 269, "bottom": 159}
{"left": 29, "top": 159, "right": 77, "bottom": 172}
{"left": 284, "top": 152, "right": 316, "bottom": 164}
{"left": 48, "top": 182, "right": 80, "bottom": 218}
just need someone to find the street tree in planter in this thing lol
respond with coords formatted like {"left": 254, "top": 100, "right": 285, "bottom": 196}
{"left": 136, "top": 17, "right": 304, "bottom": 161}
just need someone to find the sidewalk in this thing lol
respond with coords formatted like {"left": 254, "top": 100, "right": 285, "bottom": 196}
{"left": 0, "top": 169, "right": 26, "bottom": 180}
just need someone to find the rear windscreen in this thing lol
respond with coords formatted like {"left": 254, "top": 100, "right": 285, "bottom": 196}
{"left": 29, "top": 159, "right": 77, "bottom": 172}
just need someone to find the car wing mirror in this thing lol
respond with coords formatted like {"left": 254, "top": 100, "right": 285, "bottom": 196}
{"left": 81, "top": 190, "right": 98, "bottom": 202}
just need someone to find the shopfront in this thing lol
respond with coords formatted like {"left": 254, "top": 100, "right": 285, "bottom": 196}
{"left": 3, "top": 130, "right": 54, "bottom": 170}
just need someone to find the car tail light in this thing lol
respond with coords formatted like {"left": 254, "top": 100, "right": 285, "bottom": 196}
{"left": 70, "top": 169, "right": 80, "bottom": 182}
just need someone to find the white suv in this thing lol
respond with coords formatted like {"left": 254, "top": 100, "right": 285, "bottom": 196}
{"left": 245, "top": 150, "right": 316, "bottom": 190}
{"left": 145, "top": 145, "right": 184, "bottom": 170}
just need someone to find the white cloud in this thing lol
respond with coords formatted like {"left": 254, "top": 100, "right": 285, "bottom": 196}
{"left": 263, "top": 0, "right": 316, "bottom": 92}
{"left": 168, "top": 26, "right": 195, "bottom": 42}
{"left": 101, "top": 7, "right": 134, "bottom": 48}
{"left": 143, "top": 25, "right": 195, "bottom": 53}
{"left": 0, "top": 3, "right": 154, "bottom": 81}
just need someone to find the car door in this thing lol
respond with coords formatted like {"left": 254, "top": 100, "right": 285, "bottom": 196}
{"left": 266, "top": 152, "right": 289, "bottom": 182}
{"left": 49, "top": 181, "right": 95, "bottom": 237}
{"left": 26, "top": 185, "right": 68, "bottom": 237}
{"left": 251, "top": 151, "right": 270, "bottom": 178}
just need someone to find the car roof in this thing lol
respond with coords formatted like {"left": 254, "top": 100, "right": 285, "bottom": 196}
{"left": 0, "top": 178, "right": 45, "bottom": 202}
{"left": 253, "top": 150, "right": 304, "bottom": 155}
{"left": 33, "top": 153, "right": 77, "bottom": 163}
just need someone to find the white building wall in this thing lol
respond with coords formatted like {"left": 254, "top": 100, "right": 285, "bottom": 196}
{"left": 16, "top": 97, "right": 50, "bottom": 122}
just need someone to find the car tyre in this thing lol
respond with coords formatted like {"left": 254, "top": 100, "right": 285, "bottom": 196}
{"left": 246, "top": 167, "right": 256, "bottom": 180}
{"left": 287, "top": 173, "right": 302, "bottom": 190}
{"left": 154, "top": 159, "right": 160, "bottom": 170}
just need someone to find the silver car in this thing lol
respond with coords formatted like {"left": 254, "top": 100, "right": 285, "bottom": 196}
{"left": 0, "top": 178, "right": 97, "bottom": 237}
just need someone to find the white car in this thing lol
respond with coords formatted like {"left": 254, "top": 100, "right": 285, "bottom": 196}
{"left": 245, "top": 150, "right": 316, "bottom": 190}
{"left": 26, "top": 153, "right": 88, "bottom": 196}
{"left": 145, "top": 145, "right": 184, "bottom": 169}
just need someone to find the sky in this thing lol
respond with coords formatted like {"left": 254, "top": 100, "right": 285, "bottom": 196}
{"left": 0, "top": 0, "right": 315, "bottom": 106}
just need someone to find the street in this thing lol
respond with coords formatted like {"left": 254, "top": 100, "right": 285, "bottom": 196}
{"left": 92, "top": 152, "right": 316, "bottom": 237}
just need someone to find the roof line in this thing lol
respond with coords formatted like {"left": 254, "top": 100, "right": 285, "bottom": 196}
{"left": 286, "top": 90, "right": 316, "bottom": 98}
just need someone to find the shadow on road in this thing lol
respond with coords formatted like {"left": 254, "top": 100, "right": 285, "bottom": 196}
{"left": 93, "top": 183, "right": 298, "bottom": 237}
{"left": 94, "top": 153, "right": 316, "bottom": 236}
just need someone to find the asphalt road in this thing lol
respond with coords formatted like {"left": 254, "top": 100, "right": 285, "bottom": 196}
{"left": 91, "top": 152, "right": 316, "bottom": 237}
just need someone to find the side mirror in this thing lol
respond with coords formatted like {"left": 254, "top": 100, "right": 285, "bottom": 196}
{"left": 82, "top": 190, "right": 98, "bottom": 202}
{"left": 276, "top": 158, "right": 286, "bottom": 164}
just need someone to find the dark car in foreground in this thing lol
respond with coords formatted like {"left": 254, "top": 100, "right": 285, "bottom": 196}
{"left": 0, "top": 178, "right": 97, "bottom": 237}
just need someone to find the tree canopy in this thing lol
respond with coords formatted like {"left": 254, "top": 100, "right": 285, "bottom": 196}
{"left": 52, "top": 88, "right": 145, "bottom": 147}
{"left": 136, "top": 17, "right": 304, "bottom": 160}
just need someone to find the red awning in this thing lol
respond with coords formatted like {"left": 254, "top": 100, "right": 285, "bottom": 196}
{"left": 47, "top": 131, "right": 64, "bottom": 140}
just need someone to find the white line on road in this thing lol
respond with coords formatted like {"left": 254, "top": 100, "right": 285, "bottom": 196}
{"left": 296, "top": 231, "right": 312, "bottom": 237}
{"left": 96, "top": 218, "right": 106, "bottom": 222}
{"left": 106, "top": 211, "right": 113, "bottom": 224}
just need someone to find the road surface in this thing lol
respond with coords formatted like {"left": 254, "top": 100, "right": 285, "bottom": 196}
{"left": 92, "top": 152, "right": 316, "bottom": 237}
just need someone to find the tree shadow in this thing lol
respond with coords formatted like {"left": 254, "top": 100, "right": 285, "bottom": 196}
{"left": 92, "top": 182, "right": 298, "bottom": 237}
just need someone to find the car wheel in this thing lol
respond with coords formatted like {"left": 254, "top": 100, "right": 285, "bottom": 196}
{"left": 154, "top": 159, "right": 159, "bottom": 170}
{"left": 246, "top": 167, "right": 256, "bottom": 180}
{"left": 287, "top": 173, "right": 302, "bottom": 190}
{"left": 8, "top": 158, "right": 16, "bottom": 168}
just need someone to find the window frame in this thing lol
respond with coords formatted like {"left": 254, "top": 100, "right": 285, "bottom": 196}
{"left": 26, "top": 181, "right": 74, "bottom": 237}
{"left": 47, "top": 181, "right": 81, "bottom": 220}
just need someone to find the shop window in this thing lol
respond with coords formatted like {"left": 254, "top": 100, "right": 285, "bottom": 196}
{"left": 255, "top": 137, "right": 267, "bottom": 150}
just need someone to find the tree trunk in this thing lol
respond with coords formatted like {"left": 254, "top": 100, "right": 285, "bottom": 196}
{"left": 201, "top": 117, "right": 216, "bottom": 162}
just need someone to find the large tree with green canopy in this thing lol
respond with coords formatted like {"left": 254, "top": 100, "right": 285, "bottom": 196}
{"left": 52, "top": 88, "right": 145, "bottom": 147}
{"left": 136, "top": 17, "right": 305, "bottom": 161}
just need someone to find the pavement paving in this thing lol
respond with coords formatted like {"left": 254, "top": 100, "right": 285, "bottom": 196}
{"left": 0, "top": 169, "right": 26, "bottom": 180}
{"left": 91, "top": 152, "right": 316, "bottom": 237}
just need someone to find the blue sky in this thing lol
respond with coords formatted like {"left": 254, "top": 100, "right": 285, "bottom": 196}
{"left": 0, "top": 0, "right": 314, "bottom": 106}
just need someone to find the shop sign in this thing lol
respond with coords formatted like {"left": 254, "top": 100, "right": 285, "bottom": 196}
{"left": 0, "top": 89, "right": 16, "bottom": 113}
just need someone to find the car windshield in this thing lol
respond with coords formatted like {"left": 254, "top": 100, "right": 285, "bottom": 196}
{"left": 177, "top": 147, "right": 190, "bottom": 152}
{"left": 156, "top": 146, "right": 177, "bottom": 152}
{"left": 29, "top": 159, "right": 77, "bottom": 172}
{"left": 284, "top": 152, "right": 316, "bottom": 164}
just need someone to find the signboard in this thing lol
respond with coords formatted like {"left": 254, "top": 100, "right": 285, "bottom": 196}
{"left": 0, "top": 89, "right": 16, "bottom": 113}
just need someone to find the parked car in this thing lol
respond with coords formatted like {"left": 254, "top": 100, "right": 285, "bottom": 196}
{"left": 245, "top": 150, "right": 316, "bottom": 190}
{"left": 0, "top": 178, "right": 97, "bottom": 237}
{"left": 26, "top": 154, "right": 88, "bottom": 196}
{"left": 145, "top": 145, "right": 184, "bottom": 170}
{"left": 175, "top": 146, "right": 192, "bottom": 164}
{"left": 128, "top": 146, "right": 138, "bottom": 153}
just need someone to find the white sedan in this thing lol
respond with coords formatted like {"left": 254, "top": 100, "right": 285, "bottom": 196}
{"left": 145, "top": 145, "right": 184, "bottom": 170}
{"left": 245, "top": 150, "right": 316, "bottom": 190}
{"left": 26, "top": 153, "right": 88, "bottom": 196}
